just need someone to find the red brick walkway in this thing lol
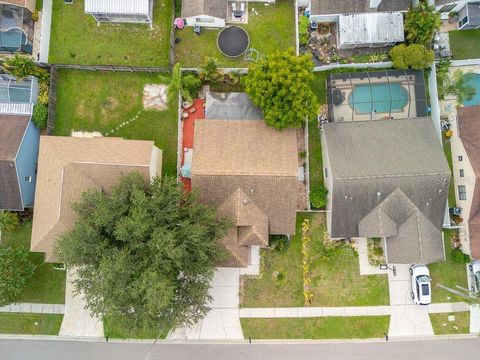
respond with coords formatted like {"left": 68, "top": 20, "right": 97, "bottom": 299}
{"left": 180, "top": 99, "right": 204, "bottom": 192}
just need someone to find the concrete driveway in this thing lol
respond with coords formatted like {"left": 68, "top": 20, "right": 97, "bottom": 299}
{"left": 388, "top": 264, "right": 434, "bottom": 337}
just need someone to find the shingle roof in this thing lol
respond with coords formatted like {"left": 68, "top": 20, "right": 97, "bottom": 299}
{"left": 31, "top": 136, "right": 158, "bottom": 262}
{"left": 0, "top": 115, "right": 30, "bottom": 210}
{"left": 182, "top": 0, "right": 227, "bottom": 19}
{"left": 85, "top": 0, "right": 150, "bottom": 15}
{"left": 457, "top": 106, "right": 480, "bottom": 258}
{"left": 323, "top": 118, "right": 450, "bottom": 264}
{"left": 311, "top": 0, "right": 410, "bottom": 15}
{"left": 205, "top": 92, "right": 263, "bottom": 120}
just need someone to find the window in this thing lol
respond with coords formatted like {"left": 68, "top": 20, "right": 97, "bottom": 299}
{"left": 459, "top": 16, "right": 468, "bottom": 28}
{"left": 458, "top": 155, "right": 463, "bottom": 162}
{"left": 438, "top": 4, "right": 456, "bottom": 13}
{"left": 24, "top": 176, "right": 32, "bottom": 182}
{"left": 458, "top": 185, "right": 467, "bottom": 200}
{"left": 460, "top": 169, "right": 464, "bottom": 177}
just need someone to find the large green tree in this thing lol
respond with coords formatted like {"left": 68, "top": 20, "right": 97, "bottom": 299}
{"left": 56, "top": 174, "right": 229, "bottom": 333}
{"left": 404, "top": 2, "right": 441, "bottom": 47}
{"left": 389, "top": 44, "right": 434, "bottom": 70}
{"left": 243, "top": 49, "right": 318, "bottom": 129}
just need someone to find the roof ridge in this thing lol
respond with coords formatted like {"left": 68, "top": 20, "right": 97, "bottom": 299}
{"left": 336, "top": 171, "right": 451, "bottom": 180}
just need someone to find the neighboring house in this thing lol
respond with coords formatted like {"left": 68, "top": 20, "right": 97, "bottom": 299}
{"left": 0, "top": 1, "right": 35, "bottom": 54}
{"left": 205, "top": 92, "right": 262, "bottom": 120}
{"left": 322, "top": 118, "right": 451, "bottom": 264}
{"left": 432, "top": 1, "right": 480, "bottom": 29}
{"left": 85, "top": 0, "right": 154, "bottom": 25}
{"left": 0, "top": 114, "right": 39, "bottom": 211}
{"left": 451, "top": 106, "right": 480, "bottom": 258}
{"left": 191, "top": 120, "right": 298, "bottom": 267}
{"left": 31, "top": 136, "right": 162, "bottom": 262}
{"left": 182, "top": 0, "right": 227, "bottom": 28}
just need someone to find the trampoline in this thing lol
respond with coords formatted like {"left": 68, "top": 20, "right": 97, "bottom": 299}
{"left": 217, "top": 26, "right": 250, "bottom": 58}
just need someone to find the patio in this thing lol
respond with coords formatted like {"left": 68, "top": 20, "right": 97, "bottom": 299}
{"left": 227, "top": 1, "right": 248, "bottom": 24}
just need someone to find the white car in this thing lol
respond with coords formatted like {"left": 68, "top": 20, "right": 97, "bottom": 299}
{"left": 469, "top": 260, "right": 480, "bottom": 294}
{"left": 410, "top": 264, "right": 432, "bottom": 305}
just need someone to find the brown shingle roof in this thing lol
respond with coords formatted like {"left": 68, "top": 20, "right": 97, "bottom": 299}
{"left": 457, "top": 106, "right": 480, "bottom": 258}
{"left": 31, "top": 136, "right": 159, "bottom": 262}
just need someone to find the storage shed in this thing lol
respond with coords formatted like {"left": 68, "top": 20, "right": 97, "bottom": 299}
{"left": 337, "top": 12, "right": 404, "bottom": 49}
{"left": 85, "top": 0, "right": 153, "bottom": 25}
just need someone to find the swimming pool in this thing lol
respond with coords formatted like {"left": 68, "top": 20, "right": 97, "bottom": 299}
{"left": 464, "top": 73, "right": 480, "bottom": 107}
{"left": 348, "top": 82, "right": 409, "bottom": 114}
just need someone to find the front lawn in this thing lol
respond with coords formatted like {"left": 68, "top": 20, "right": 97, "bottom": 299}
{"left": 449, "top": 29, "right": 480, "bottom": 60}
{"left": 241, "top": 316, "right": 390, "bottom": 339}
{"left": 429, "top": 230, "right": 468, "bottom": 303}
{"left": 174, "top": 0, "right": 295, "bottom": 67}
{"left": 49, "top": 0, "right": 172, "bottom": 67}
{"left": 0, "top": 313, "right": 63, "bottom": 335}
{"left": 1, "top": 219, "right": 66, "bottom": 304}
{"left": 241, "top": 213, "right": 389, "bottom": 307}
{"left": 430, "top": 312, "right": 470, "bottom": 335}
{"left": 103, "top": 316, "right": 168, "bottom": 339}
{"left": 54, "top": 70, "right": 178, "bottom": 175}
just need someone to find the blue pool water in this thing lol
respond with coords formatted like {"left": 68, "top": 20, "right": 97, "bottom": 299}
{"left": 348, "top": 82, "right": 409, "bottom": 114}
{"left": 464, "top": 73, "right": 480, "bottom": 107}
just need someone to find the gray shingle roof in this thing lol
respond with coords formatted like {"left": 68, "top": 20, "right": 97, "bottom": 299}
{"left": 182, "top": 0, "right": 227, "bottom": 19}
{"left": 205, "top": 92, "right": 263, "bottom": 120}
{"left": 311, "top": 0, "right": 411, "bottom": 15}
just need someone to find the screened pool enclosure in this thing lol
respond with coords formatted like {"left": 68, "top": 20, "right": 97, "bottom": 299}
{"left": 0, "top": 4, "right": 34, "bottom": 54}
{"left": 327, "top": 70, "right": 427, "bottom": 122}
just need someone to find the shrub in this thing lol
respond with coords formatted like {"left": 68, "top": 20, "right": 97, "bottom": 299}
{"left": 276, "top": 271, "right": 285, "bottom": 281}
{"left": 451, "top": 248, "right": 471, "bottom": 264}
{"left": 298, "top": 151, "right": 306, "bottom": 158}
{"left": 32, "top": 104, "right": 48, "bottom": 129}
{"left": 181, "top": 73, "right": 202, "bottom": 101}
{"left": 404, "top": 2, "right": 441, "bottom": 46}
{"left": 0, "top": 211, "right": 19, "bottom": 234}
{"left": 31, "top": 11, "right": 39, "bottom": 22}
{"left": 298, "top": 16, "right": 309, "bottom": 45}
{"left": 389, "top": 44, "right": 434, "bottom": 70}
{"left": 269, "top": 235, "right": 289, "bottom": 252}
{"left": 38, "top": 82, "right": 49, "bottom": 106}
{"left": 310, "top": 185, "right": 328, "bottom": 209}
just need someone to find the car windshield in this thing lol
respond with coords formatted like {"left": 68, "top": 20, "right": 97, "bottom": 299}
{"left": 421, "top": 283, "right": 430, "bottom": 296}
{"left": 417, "top": 275, "right": 430, "bottom": 283}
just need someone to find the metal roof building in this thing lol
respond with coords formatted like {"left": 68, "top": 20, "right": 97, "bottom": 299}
{"left": 85, "top": 0, "right": 153, "bottom": 25}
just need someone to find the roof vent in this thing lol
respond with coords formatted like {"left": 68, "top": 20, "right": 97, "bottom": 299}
{"left": 243, "top": 199, "right": 250, "bottom": 205}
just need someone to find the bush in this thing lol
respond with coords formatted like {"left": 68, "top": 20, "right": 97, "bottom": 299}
{"left": 181, "top": 73, "right": 202, "bottom": 101}
{"left": 310, "top": 185, "right": 328, "bottom": 209}
{"left": 451, "top": 248, "right": 471, "bottom": 264}
{"left": 404, "top": 2, "right": 441, "bottom": 46}
{"left": 32, "top": 104, "right": 48, "bottom": 129}
{"left": 389, "top": 44, "right": 434, "bottom": 70}
{"left": 298, "top": 16, "right": 309, "bottom": 45}
{"left": 38, "top": 82, "right": 49, "bottom": 106}
{"left": 269, "top": 235, "right": 289, "bottom": 252}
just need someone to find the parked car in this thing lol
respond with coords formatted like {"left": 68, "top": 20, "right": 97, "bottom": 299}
{"left": 469, "top": 260, "right": 480, "bottom": 294}
{"left": 410, "top": 264, "right": 432, "bottom": 305}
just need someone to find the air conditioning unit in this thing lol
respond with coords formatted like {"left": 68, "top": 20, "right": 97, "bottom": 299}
{"left": 64, "top": 0, "right": 74, "bottom": 4}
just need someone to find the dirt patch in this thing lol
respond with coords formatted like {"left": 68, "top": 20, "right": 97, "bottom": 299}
{"left": 100, "top": 96, "right": 120, "bottom": 119}
{"left": 75, "top": 100, "right": 94, "bottom": 123}
{"left": 143, "top": 84, "right": 168, "bottom": 111}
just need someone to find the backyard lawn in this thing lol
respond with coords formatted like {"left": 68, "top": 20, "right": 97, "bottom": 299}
{"left": 429, "top": 230, "right": 468, "bottom": 303}
{"left": 241, "top": 213, "right": 390, "bottom": 307}
{"left": 1, "top": 219, "right": 66, "bottom": 304}
{"left": 103, "top": 316, "right": 168, "bottom": 339}
{"left": 0, "top": 313, "right": 63, "bottom": 335}
{"left": 49, "top": 0, "right": 172, "bottom": 66}
{"left": 174, "top": 0, "right": 295, "bottom": 67}
{"left": 54, "top": 70, "right": 178, "bottom": 175}
{"left": 449, "top": 29, "right": 480, "bottom": 60}
{"left": 430, "top": 312, "right": 470, "bottom": 335}
{"left": 241, "top": 316, "right": 390, "bottom": 339}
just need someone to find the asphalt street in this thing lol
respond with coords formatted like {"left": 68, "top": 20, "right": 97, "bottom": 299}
{"left": 0, "top": 338, "right": 480, "bottom": 360}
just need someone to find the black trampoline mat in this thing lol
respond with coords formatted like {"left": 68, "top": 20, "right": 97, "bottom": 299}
{"left": 217, "top": 26, "right": 249, "bottom": 57}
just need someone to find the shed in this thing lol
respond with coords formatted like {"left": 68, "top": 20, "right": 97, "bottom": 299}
{"left": 337, "top": 12, "right": 404, "bottom": 49}
{"left": 85, "top": 0, "right": 153, "bottom": 25}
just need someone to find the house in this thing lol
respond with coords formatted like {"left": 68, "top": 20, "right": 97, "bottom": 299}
{"left": 85, "top": 0, "right": 154, "bottom": 25}
{"left": 450, "top": 106, "right": 480, "bottom": 258}
{"left": 0, "top": 114, "right": 39, "bottom": 211}
{"left": 0, "top": 1, "right": 35, "bottom": 54}
{"left": 322, "top": 118, "right": 451, "bottom": 264}
{"left": 30, "top": 136, "right": 162, "bottom": 262}
{"left": 191, "top": 120, "right": 298, "bottom": 267}
{"left": 205, "top": 92, "right": 262, "bottom": 120}
{"left": 181, "top": 0, "right": 227, "bottom": 28}
{"left": 433, "top": 1, "right": 480, "bottom": 29}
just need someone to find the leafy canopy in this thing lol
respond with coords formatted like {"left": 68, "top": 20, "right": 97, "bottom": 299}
{"left": 442, "top": 70, "right": 477, "bottom": 105}
{"left": 389, "top": 44, "right": 434, "bottom": 70}
{"left": 243, "top": 49, "right": 318, "bottom": 129}
{"left": 404, "top": 2, "right": 441, "bottom": 47}
{"left": 0, "top": 211, "right": 19, "bottom": 234}
{"left": 56, "top": 174, "right": 229, "bottom": 332}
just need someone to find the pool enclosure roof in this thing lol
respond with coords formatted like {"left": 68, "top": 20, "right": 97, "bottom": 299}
{"left": 0, "top": 74, "right": 38, "bottom": 115}
{"left": 85, "top": 0, "right": 150, "bottom": 15}
{"left": 327, "top": 70, "right": 427, "bottom": 123}
{"left": 0, "top": 4, "right": 34, "bottom": 54}
{"left": 338, "top": 12, "right": 404, "bottom": 47}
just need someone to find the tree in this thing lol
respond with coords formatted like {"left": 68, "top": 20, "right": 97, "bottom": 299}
{"left": 442, "top": 69, "right": 477, "bottom": 105}
{"left": 181, "top": 73, "right": 202, "bottom": 101}
{"left": 243, "top": 49, "right": 318, "bottom": 129}
{"left": 1, "top": 54, "right": 37, "bottom": 82}
{"left": 199, "top": 58, "right": 223, "bottom": 82}
{"left": 0, "top": 211, "right": 19, "bottom": 242}
{"left": 0, "top": 247, "right": 36, "bottom": 306}
{"left": 55, "top": 174, "right": 229, "bottom": 333}
{"left": 389, "top": 44, "right": 434, "bottom": 70}
{"left": 404, "top": 2, "right": 441, "bottom": 47}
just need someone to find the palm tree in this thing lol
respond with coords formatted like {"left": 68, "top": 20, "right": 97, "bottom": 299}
{"left": 443, "top": 70, "right": 477, "bottom": 105}
{"left": 199, "top": 58, "right": 223, "bottom": 82}
{"left": 0, "top": 211, "right": 19, "bottom": 242}
{"left": 404, "top": 2, "right": 441, "bottom": 47}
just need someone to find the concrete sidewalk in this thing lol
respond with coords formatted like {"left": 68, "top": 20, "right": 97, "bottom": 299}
{"left": 0, "top": 303, "right": 64, "bottom": 314}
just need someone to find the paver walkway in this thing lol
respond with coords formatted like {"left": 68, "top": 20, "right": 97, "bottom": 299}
{"left": 0, "top": 303, "right": 64, "bottom": 314}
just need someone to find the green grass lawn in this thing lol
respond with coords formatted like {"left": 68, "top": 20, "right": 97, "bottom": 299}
{"left": 443, "top": 135, "right": 456, "bottom": 207}
{"left": 0, "top": 313, "right": 63, "bottom": 335}
{"left": 449, "top": 29, "right": 480, "bottom": 60}
{"left": 103, "top": 316, "right": 168, "bottom": 339}
{"left": 241, "top": 213, "right": 389, "bottom": 307}
{"left": 2, "top": 219, "right": 66, "bottom": 304}
{"left": 54, "top": 70, "right": 178, "bottom": 175}
{"left": 175, "top": 0, "right": 295, "bottom": 67}
{"left": 241, "top": 316, "right": 390, "bottom": 339}
{"left": 430, "top": 312, "right": 470, "bottom": 335}
{"left": 429, "top": 230, "right": 468, "bottom": 303}
{"left": 49, "top": 0, "right": 172, "bottom": 66}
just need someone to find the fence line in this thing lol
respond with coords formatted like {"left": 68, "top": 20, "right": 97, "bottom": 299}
{"left": 169, "top": 0, "right": 177, "bottom": 68}
{"left": 36, "top": 63, "right": 170, "bottom": 73}
{"left": 46, "top": 66, "right": 57, "bottom": 135}
{"left": 313, "top": 61, "right": 393, "bottom": 72}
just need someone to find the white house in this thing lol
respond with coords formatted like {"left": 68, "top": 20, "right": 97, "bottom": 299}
{"left": 181, "top": 0, "right": 228, "bottom": 28}
{"left": 85, "top": 0, "right": 154, "bottom": 25}
{"left": 431, "top": 0, "right": 480, "bottom": 29}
